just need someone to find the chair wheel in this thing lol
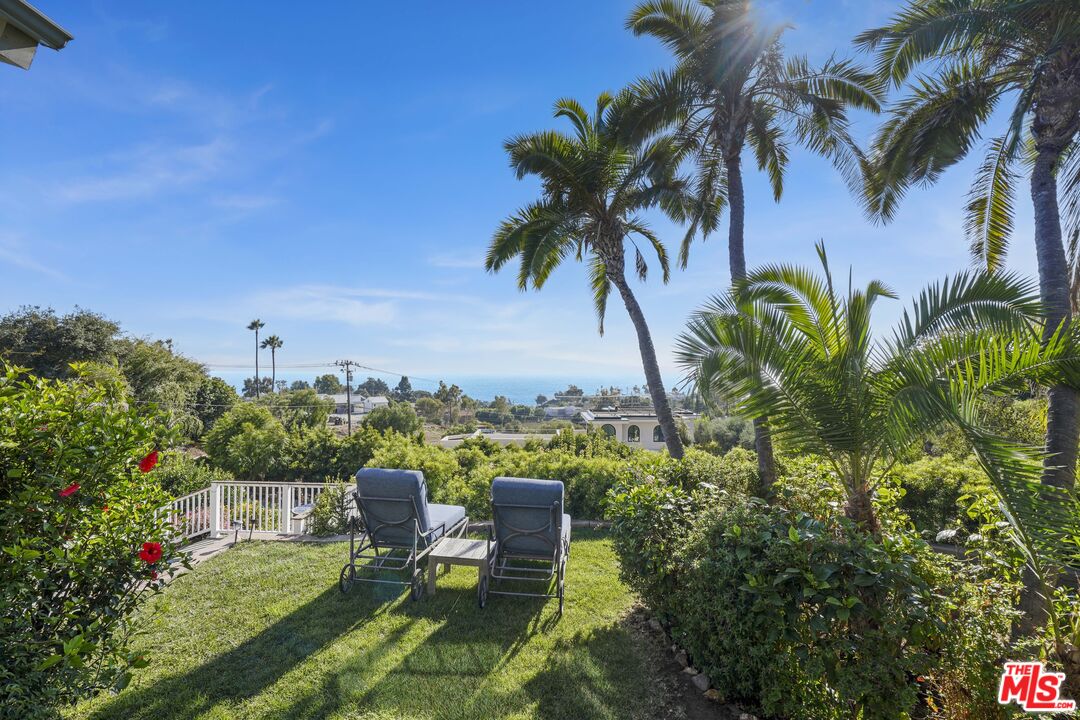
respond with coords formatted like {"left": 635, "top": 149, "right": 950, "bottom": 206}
{"left": 478, "top": 575, "right": 488, "bottom": 609}
{"left": 410, "top": 573, "right": 424, "bottom": 602}
{"left": 339, "top": 564, "right": 355, "bottom": 594}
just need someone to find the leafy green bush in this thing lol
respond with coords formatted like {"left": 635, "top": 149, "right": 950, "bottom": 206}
{"left": 362, "top": 402, "right": 422, "bottom": 436}
{"left": 308, "top": 481, "right": 350, "bottom": 536}
{"left": 203, "top": 404, "right": 280, "bottom": 466}
{"left": 366, "top": 432, "right": 460, "bottom": 501}
{"left": 282, "top": 426, "right": 380, "bottom": 484}
{"left": 692, "top": 415, "right": 755, "bottom": 453}
{"left": 257, "top": 388, "right": 333, "bottom": 431}
{"left": 0, "top": 365, "right": 184, "bottom": 719}
{"left": 153, "top": 450, "right": 231, "bottom": 497}
{"left": 224, "top": 421, "right": 288, "bottom": 481}
{"left": 608, "top": 473, "right": 1018, "bottom": 719}
{"left": 888, "top": 454, "right": 991, "bottom": 536}
{"left": 654, "top": 446, "right": 757, "bottom": 493}
{"left": 927, "top": 396, "right": 1046, "bottom": 457}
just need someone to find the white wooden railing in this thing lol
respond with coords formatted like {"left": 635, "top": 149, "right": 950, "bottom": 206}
{"left": 169, "top": 481, "right": 329, "bottom": 542}
{"left": 170, "top": 487, "right": 212, "bottom": 540}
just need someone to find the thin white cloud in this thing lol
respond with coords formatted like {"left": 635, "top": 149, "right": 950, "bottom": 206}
{"left": 211, "top": 194, "right": 279, "bottom": 211}
{"left": 245, "top": 286, "right": 399, "bottom": 326}
{"left": 53, "top": 138, "right": 231, "bottom": 203}
{"left": 0, "top": 235, "right": 66, "bottom": 280}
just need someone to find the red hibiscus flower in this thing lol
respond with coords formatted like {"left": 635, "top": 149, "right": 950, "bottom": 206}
{"left": 138, "top": 450, "right": 159, "bottom": 473}
{"left": 58, "top": 483, "right": 80, "bottom": 498}
{"left": 138, "top": 542, "right": 163, "bottom": 564}
{"left": 150, "top": 570, "right": 159, "bottom": 581}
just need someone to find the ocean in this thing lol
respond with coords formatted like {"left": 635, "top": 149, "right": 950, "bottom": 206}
{"left": 214, "top": 371, "right": 651, "bottom": 405}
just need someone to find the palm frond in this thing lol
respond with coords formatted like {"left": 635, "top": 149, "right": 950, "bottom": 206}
{"left": 746, "top": 102, "right": 788, "bottom": 201}
{"left": 855, "top": 0, "right": 1013, "bottom": 87}
{"left": 589, "top": 255, "right": 611, "bottom": 335}
{"left": 891, "top": 270, "right": 1041, "bottom": 351}
{"left": 965, "top": 136, "right": 1020, "bottom": 272}
{"left": 626, "top": 0, "right": 708, "bottom": 59}
{"left": 864, "top": 62, "right": 999, "bottom": 221}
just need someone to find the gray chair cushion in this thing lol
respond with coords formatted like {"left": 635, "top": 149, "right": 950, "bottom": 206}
{"left": 428, "top": 503, "right": 467, "bottom": 542}
{"left": 355, "top": 468, "right": 465, "bottom": 547}
{"left": 356, "top": 468, "right": 432, "bottom": 546}
{"left": 491, "top": 477, "right": 568, "bottom": 557}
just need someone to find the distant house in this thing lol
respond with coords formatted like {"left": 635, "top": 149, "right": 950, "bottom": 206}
{"left": 323, "top": 394, "right": 363, "bottom": 416}
{"left": 580, "top": 409, "right": 700, "bottom": 452}
{"left": 0, "top": 0, "right": 71, "bottom": 70}
{"left": 363, "top": 395, "right": 390, "bottom": 413}
{"left": 543, "top": 405, "right": 580, "bottom": 419}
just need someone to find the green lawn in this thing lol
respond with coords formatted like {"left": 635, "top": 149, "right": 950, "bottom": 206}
{"left": 68, "top": 531, "right": 666, "bottom": 720}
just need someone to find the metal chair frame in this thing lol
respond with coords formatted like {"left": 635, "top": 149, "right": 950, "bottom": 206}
{"left": 483, "top": 498, "right": 568, "bottom": 612}
{"left": 339, "top": 489, "right": 467, "bottom": 601}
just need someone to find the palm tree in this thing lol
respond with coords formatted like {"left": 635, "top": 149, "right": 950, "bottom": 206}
{"left": 246, "top": 319, "right": 265, "bottom": 398}
{"left": 486, "top": 94, "right": 700, "bottom": 458}
{"left": 677, "top": 244, "right": 1080, "bottom": 691}
{"left": 260, "top": 335, "right": 283, "bottom": 392}
{"left": 676, "top": 242, "right": 1077, "bottom": 532}
{"left": 622, "top": 0, "right": 882, "bottom": 487}
{"left": 857, "top": 0, "right": 1080, "bottom": 490}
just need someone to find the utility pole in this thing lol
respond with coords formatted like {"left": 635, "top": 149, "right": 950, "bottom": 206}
{"left": 335, "top": 359, "right": 356, "bottom": 434}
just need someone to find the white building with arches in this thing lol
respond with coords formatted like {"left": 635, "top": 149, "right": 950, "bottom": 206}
{"left": 580, "top": 409, "right": 701, "bottom": 452}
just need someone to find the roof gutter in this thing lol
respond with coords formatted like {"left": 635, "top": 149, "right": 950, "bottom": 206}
{"left": 0, "top": 0, "right": 71, "bottom": 70}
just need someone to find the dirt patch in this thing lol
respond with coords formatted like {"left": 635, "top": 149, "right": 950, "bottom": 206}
{"left": 625, "top": 608, "right": 759, "bottom": 720}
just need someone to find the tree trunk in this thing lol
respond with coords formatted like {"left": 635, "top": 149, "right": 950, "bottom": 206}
{"left": 254, "top": 330, "right": 261, "bottom": 399}
{"left": 271, "top": 350, "right": 276, "bottom": 392}
{"left": 726, "top": 152, "right": 778, "bottom": 489}
{"left": 843, "top": 486, "right": 879, "bottom": 536}
{"left": 609, "top": 269, "right": 685, "bottom": 459}
{"left": 1058, "top": 640, "right": 1080, "bottom": 707}
{"left": 1031, "top": 146, "right": 1079, "bottom": 491}
{"left": 1014, "top": 145, "right": 1080, "bottom": 637}
{"left": 725, "top": 154, "right": 747, "bottom": 280}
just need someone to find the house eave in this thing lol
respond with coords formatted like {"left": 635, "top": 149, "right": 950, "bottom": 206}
{"left": 0, "top": 0, "right": 71, "bottom": 49}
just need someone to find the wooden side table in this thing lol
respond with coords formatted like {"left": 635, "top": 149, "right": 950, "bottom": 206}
{"left": 427, "top": 537, "right": 489, "bottom": 598}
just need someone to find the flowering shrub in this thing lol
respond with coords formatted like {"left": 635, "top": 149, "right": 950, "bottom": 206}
{"left": 0, "top": 364, "right": 183, "bottom": 719}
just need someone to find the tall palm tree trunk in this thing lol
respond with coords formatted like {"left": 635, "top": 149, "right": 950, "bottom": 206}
{"left": 1032, "top": 147, "right": 1079, "bottom": 491}
{"left": 270, "top": 349, "right": 277, "bottom": 392}
{"left": 254, "top": 329, "right": 261, "bottom": 399}
{"left": 608, "top": 266, "right": 685, "bottom": 459}
{"left": 1016, "top": 144, "right": 1080, "bottom": 637}
{"left": 726, "top": 152, "right": 778, "bottom": 492}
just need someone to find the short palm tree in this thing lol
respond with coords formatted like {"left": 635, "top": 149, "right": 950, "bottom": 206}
{"left": 677, "top": 245, "right": 1080, "bottom": 691}
{"left": 260, "top": 335, "right": 283, "bottom": 392}
{"left": 676, "top": 242, "right": 1079, "bottom": 534}
{"left": 246, "top": 319, "right": 265, "bottom": 398}
{"left": 858, "top": 0, "right": 1080, "bottom": 489}
{"left": 622, "top": 0, "right": 882, "bottom": 486}
{"left": 486, "top": 94, "right": 696, "bottom": 458}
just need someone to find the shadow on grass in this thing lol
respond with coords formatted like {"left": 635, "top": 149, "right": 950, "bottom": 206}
{"left": 87, "top": 532, "right": 651, "bottom": 720}
{"left": 85, "top": 582, "right": 402, "bottom": 720}
{"left": 271, "top": 587, "right": 647, "bottom": 720}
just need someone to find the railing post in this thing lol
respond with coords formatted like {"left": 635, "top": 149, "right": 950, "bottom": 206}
{"left": 210, "top": 482, "right": 222, "bottom": 538}
{"left": 281, "top": 484, "right": 293, "bottom": 535}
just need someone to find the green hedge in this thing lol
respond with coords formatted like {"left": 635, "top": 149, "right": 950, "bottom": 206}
{"left": 360, "top": 432, "right": 751, "bottom": 521}
{"left": 607, "top": 468, "right": 1018, "bottom": 719}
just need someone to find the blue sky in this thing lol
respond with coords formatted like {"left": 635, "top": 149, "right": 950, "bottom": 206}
{"left": 0, "top": 0, "right": 1039, "bottom": 389}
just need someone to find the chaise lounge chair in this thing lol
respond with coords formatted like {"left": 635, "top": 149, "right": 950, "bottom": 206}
{"left": 482, "top": 477, "right": 570, "bottom": 612}
{"left": 339, "top": 468, "right": 467, "bottom": 601}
